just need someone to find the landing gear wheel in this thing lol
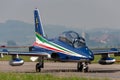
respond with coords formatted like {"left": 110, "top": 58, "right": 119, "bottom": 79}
{"left": 35, "top": 57, "right": 44, "bottom": 72}
{"left": 77, "top": 62, "right": 83, "bottom": 72}
{"left": 36, "top": 63, "right": 41, "bottom": 72}
{"left": 83, "top": 64, "right": 89, "bottom": 72}
{"left": 84, "top": 66, "right": 89, "bottom": 72}
{"left": 77, "top": 62, "right": 89, "bottom": 72}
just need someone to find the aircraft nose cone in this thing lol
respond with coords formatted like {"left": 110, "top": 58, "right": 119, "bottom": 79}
{"left": 89, "top": 54, "right": 94, "bottom": 61}
{"left": 81, "top": 47, "right": 94, "bottom": 61}
{"left": 87, "top": 49, "right": 94, "bottom": 61}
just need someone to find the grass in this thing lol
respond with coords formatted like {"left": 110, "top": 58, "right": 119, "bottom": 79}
{"left": 0, "top": 55, "right": 30, "bottom": 61}
{"left": 0, "top": 72, "right": 109, "bottom": 80}
{"left": 92, "top": 54, "right": 120, "bottom": 63}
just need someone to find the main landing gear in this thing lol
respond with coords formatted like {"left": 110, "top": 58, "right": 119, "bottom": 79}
{"left": 77, "top": 62, "right": 89, "bottom": 72}
{"left": 36, "top": 57, "right": 44, "bottom": 72}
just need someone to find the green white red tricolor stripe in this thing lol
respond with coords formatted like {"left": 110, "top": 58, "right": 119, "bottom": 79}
{"left": 33, "top": 33, "right": 86, "bottom": 58}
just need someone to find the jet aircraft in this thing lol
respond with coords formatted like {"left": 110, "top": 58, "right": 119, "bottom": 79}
{"left": 0, "top": 8, "right": 120, "bottom": 72}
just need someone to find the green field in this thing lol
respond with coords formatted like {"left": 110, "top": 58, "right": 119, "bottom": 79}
{"left": 0, "top": 55, "right": 30, "bottom": 61}
{"left": 0, "top": 72, "right": 109, "bottom": 80}
{"left": 92, "top": 55, "right": 120, "bottom": 63}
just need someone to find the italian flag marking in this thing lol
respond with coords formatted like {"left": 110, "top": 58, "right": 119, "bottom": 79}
{"left": 33, "top": 33, "right": 86, "bottom": 58}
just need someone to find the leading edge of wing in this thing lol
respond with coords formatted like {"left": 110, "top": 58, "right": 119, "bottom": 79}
{"left": 0, "top": 51, "right": 49, "bottom": 57}
{"left": 92, "top": 49, "right": 120, "bottom": 55}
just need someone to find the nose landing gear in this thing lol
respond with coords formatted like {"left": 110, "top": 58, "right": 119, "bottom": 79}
{"left": 77, "top": 62, "right": 89, "bottom": 72}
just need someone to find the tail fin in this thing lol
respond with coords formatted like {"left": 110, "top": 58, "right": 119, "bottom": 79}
{"left": 34, "top": 8, "right": 45, "bottom": 37}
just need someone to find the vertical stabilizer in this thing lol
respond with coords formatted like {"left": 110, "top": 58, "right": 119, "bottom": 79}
{"left": 34, "top": 8, "right": 45, "bottom": 37}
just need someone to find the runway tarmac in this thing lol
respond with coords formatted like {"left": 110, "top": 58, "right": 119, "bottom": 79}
{"left": 0, "top": 61, "right": 120, "bottom": 80}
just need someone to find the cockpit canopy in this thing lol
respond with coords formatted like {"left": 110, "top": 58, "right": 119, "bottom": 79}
{"left": 59, "top": 31, "right": 86, "bottom": 48}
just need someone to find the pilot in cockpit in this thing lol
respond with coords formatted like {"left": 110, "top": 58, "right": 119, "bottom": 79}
{"left": 59, "top": 31, "right": 86, "bottom": 48}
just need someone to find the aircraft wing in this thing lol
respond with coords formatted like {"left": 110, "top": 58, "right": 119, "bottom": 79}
{"left": 92, "top": 49, "right": 120, "bottom": 55}
{"left": 6, "top": 52, "right": 49, "bottom": 56}
{"left": 0, "top": 49, "right": 49, "bottom": 56}
{"left": 0, "top": 46, "right": 50, "bottom": 58}
{"left": 0, "top": 50, "right": 50, "bottom": 62}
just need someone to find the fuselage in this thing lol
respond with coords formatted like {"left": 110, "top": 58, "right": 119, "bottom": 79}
{"left": 32, "top": 31, "right": 94, "bottom": 62}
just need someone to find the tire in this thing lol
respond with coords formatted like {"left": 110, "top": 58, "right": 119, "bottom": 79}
{"left": 77, "top": 63, "right": 83, "bottom": 72}
{"left": 36, "top": 63, "right": 41, "bottom": 72}
{"left": 84, "top": 66, "right": 89, "bottom": 72}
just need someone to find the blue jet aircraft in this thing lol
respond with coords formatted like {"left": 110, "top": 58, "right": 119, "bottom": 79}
{"left": 0, "top": 8, "right": 120, "bottom": 72}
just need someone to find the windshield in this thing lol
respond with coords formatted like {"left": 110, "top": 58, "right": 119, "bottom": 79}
{"left": 73, "top": 38, "right": 85, "bottom": 48}
{"left": 59, "top": 31, "right": 86, "bottom": 48}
